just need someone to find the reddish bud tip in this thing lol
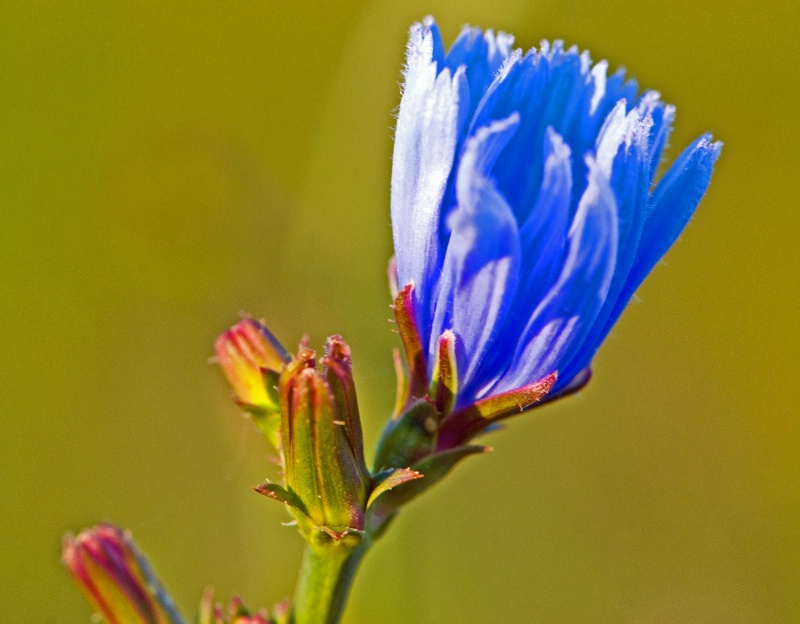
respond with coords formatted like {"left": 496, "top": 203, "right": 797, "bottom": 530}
{"left": 215, "top": 319, "right": 289, "bottom": 409}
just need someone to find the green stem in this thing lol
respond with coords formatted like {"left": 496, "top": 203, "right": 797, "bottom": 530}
{"left": 292, "top": 538, "right": 370, "bottom": 624}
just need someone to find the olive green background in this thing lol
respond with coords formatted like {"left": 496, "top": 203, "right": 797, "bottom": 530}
{"left": 2, "top": 1, "right": 798, "bottom": 622}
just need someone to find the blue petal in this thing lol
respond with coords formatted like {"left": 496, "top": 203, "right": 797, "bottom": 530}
{"left": 632, "top": 134, "right": 722, "bottom": 289}
{"left": 471, "top": 127, "right": 573, "bottom": 393}
{"left": 511, "top": 127, "right": 573, "bottom": 331}
{"left": 430, "top": 25, "right": 515, "bottom": 247}
{"left": 471, "top": 45, "right": 601, "bottom": 222}
{"left": 467, "top": 49, "right": 522, "bottom": 135}
{"left": 489, "top": 157, "right": 618, "bottom": 394}
{"left": 442, "top": 26, "right": 514, "bottom": 118}
{"left": 560, "top": 105, "right": 652, "bottom": 383}
{"left": 481, "top": 54, "right": 552, "bottom": 218}
{"left": 495, "top": 45, "right": 625, "bottom": 219}
{"left": 391, "top": 23, "right": 470, "bottom": 342}
{"left": 431, "top": 115, "right": 522, "bottom": 396}
{"left": 592, "top": 135, "right": 722, "bottom": 351}
{"left": 389, "top": 21, "right": 721, "bottom": 409}
{"left": 595, "top": 103, "right": 651, "bottom": 278}
{"left": 637, "top": 91, "right": 675, "bottom": 169}
{"left": 574, "top": 61, "right": 635, "bottom": 160}
{"left": 431, "top": 49, "right": 522, "bottom": 238}
{"left": 527, "top": 45, "right": 588, "bottom": 138}
{"left": 594, "top": 100, "right": 633, "bottom": 177}
{"left": 421, "top": 17, "right": 446, "bottom": 66}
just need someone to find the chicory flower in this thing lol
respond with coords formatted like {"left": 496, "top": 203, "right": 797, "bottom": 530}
{"left": 390, "top": 18, "right": 721, "bottom": 431}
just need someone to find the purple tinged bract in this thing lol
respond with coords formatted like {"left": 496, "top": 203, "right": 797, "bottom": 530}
{"left": 390, "top": 17, "right": 721, "bottom": 409}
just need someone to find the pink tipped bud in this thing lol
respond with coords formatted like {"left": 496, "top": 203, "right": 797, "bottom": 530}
{"left": 215, "top": 319, "right": 289, "bottom": 410}
{"left": 198, "top": 589, "right": 286, "bottom": 624}
{"left": 62, "top": 523, "right": 184, "bottom": 624}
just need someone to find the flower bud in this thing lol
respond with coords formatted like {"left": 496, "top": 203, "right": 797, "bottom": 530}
{"left": 215, "top": 319, "right": 289, "bottom": 409}
{"left": 62, "top": 523, "right": 184, "bottom": 624}
{"left": 198, "top": 589, "right": 288, "bottom": 624}
{"left": 280, "top": 349, "right": 368, "bottom": 538}
{"left": 215, "top": 319, "right": 290, "bottom": 447}
{"left": 255, "top": 337, "right": 426, "bottom": 541}
{"left": 254, "top": 337, "right": 371, "bottom": 544}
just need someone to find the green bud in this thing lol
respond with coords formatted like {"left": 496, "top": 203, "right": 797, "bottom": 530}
{"left": 269, "top": 339, "right": 369, "bottom": 543}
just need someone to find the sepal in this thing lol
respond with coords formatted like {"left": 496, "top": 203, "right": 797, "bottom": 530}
{"left": 393, "top": 283, "right": 429, "bottom": 407}
{"left": 438, "top": 372, "right": 557, "bottom": 448}
{"left": 430, "top": 329, "right": 458, "bottom": 417}
{"left": 279, "top": 354, "right": 368, "bottom": 536}
{"left": 536, "top": 367, "right": 591, "bottom": 407}
{"left": 391, "top": 348, "right": 408, "bottom": 417}
{"left": 322, "top": 335, "right": 371, "bottom": 487}
{"left": 401, "top": 445, "right": 489, "bottom": 505}
{"left": 387, "top": 256, "right": 399, "bottom": 299}
{"left": 366, "top": 467, "right": 424, "bottom": 509}
{"left": 254, "top": 482, "right": 364, "bottom": 544}
{"left": 366, "top": 446, "right": 488, "bottom": 535}
{"left": 253, "top": 482, "right": 310, "bottom": 517}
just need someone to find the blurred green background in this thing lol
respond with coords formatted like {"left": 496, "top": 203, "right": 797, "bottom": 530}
{"left": 2, "top": 1, "right": 798, "bottom": 622}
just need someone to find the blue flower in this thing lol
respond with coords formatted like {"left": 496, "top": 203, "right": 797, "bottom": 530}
{"left": 390, "top": 18, "right": 721, "bottom": 414}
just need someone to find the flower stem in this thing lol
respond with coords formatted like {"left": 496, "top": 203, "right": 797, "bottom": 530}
{"left": 292, "top": 538, "right": 369, "bottom": 624}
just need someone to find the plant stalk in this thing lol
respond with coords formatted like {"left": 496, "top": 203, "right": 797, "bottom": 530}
{"left": 291, "top": 538, "right": 370, "bottom": 624}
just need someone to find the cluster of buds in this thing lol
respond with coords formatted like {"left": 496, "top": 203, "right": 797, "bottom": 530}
{"left": 215, "top": 313, "right": 550, "bottom": 539}
{"left": 198, "top": 590, "right": 289, "bottom": 624}
{"left": 62, "top": 524, "right": 185, "bottom": 624}
{"left": 216, "top": 320, "right": 423, "bottom": 542}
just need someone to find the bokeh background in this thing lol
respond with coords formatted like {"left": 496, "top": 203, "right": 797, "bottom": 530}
{"left": 2, "top": 1, "right": 798, "bottom": 622}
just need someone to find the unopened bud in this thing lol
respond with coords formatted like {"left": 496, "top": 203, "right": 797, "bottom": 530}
{"left": 62, "top": 523, "right": 184, "bottom": 624}
{"left": 198, "top": 589, "right": 287, "bottom": 624}
{"left": 255, "top": 337, "right": 371, "bottom": 544}
{"left": 215, "top": 319, "right": 290, "bottom": 448}
{"left": 215, "top": 319, "right": 289, "bottom": 410}
{"left": 279, "top": 350, "right": 369, "bottom": 540}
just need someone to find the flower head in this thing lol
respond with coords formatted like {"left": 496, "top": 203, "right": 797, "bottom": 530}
{"left": 390, "top": 18, "right": 721, "bottom": 433}
{"left": 63, "top": 523, "right": 185, "bottom": 624}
